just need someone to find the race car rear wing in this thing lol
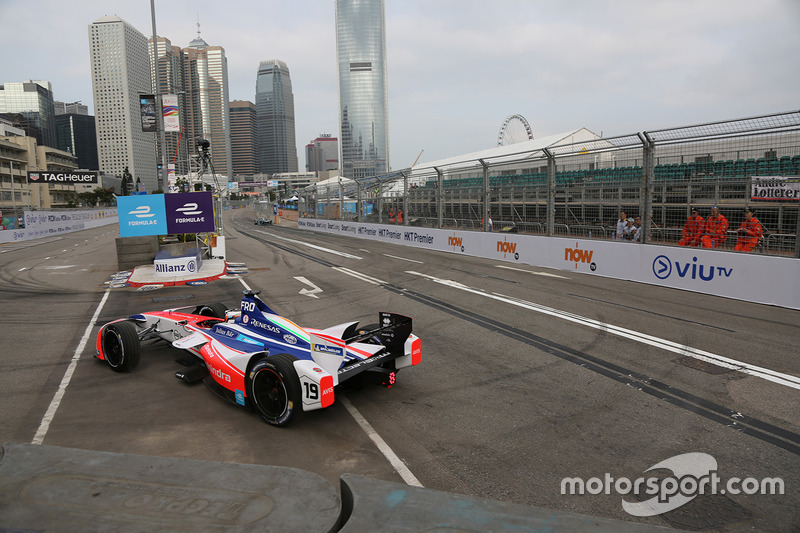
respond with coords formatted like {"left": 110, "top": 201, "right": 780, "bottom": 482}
{"left": 345, "top": 312, "right": 412, "bottom": 348}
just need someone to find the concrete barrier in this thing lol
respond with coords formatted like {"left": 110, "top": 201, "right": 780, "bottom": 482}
{"left": 115, "top": 235, "right": 159, "bottom": 271}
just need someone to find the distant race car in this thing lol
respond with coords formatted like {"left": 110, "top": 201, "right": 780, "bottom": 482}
{"left": 95, "top": 290, "right": 421, "bottom": 426}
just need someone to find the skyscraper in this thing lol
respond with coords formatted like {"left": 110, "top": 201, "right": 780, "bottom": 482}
{"left": 180, "top": 31, "right": 233, "bottom": 178}
{"left": 149, "top": 36, "right": 186, "bottom": 175}
{"left": 0, "top": 80, "right": 57, "bottom": 149}
{"left": 89, "top": 16, "right": 157, "bottom": 190}
{"left": 255, "top": 60, "right": 298, "bottom": 174}
{"left": 335, "top": 0, "right": 389, "bottom": 179}
{"left": 55, "top": 113, "right": 99, "bottom": 171}
{"left": 229, "top": 100, "right": 258, "bottom": 176}
{"left": 306, "top": 134, "right": 339, "bottom": 172}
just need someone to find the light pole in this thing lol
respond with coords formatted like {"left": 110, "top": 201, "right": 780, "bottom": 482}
{"left": 150, "top": 0, "right": 168, "bottom": 192}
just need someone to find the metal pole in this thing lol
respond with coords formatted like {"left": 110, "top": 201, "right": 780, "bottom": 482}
{"left": 150, "top": 0, "right": 168, "bottom": 192}
{"left": 543, "top": 148, "right": 555, "bottom": 236}
{"left": 479, "top": 159, "right": 489, "bottom": 231}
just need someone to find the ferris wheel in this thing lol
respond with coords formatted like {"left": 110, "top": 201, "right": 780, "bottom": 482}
{"left": 497, "top": 114, "right": 534, "bottom": 146}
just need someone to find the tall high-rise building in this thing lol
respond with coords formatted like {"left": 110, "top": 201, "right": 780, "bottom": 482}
{"left": 54, "top": 101, "right": 89, "bottom": 116}
{"left": 149, "top": 36, "right": 187, "bottom": 176}
{"left": 0, "top": 80, "right": 57, "bottom": 149}
{"left": 229, "top": 100, "right": 258, "bottom": 176}
{"left": 306, "top": 134, "right": 339, "bottom": 172}
{"left": 89, "top": 16, "right": 157, "bottom": 190}
{"left": 55, "top": 113, "right": 99, "bottom": 170}
{"left": 255, "top": 60, "right": 298, "bottom": 174}
{"left": 335, "top": 0, "right": 389, "bottom": 179}
{"left": 179, "top": 30, "right": 233, "bottom": 178}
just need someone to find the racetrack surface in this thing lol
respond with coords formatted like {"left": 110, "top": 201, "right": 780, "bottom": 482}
{"left": 1, "top": 208, "right": 798, "bottom": 531}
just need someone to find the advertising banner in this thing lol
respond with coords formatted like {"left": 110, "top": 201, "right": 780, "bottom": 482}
{"left": 162, "top": 94, "right": 180, "bottom": 132}
{"left": 750, "top": 176, "right": 800, "bottom": 200}
{"left": 117, "top": 192, "right": 215, "bottom": 237}
{"left": 164, "top": 192, "right": 215, "bottom": 234}
{"left": 27, "top": 171, "right": 99, "bottom": 184}
{"left": 140, "top": 94, "right": 158, "bottom": 132}
{"left": 117, "top": 195, "right": 168, "bottom": 237}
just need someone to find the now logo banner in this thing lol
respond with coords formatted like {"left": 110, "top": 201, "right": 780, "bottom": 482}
{"left": 118, "top": 192, "right": 214, "bottom": 237}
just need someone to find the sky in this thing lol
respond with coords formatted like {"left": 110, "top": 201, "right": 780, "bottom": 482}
{"left": 3, "top": 0, "right": 799, "bottom": 170}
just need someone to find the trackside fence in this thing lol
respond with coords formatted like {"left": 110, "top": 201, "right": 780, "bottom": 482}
{"left": 302, "top": 111, "right": 800, "bottom": 258}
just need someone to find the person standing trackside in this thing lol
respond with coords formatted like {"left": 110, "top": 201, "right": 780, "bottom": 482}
{"left": 734, "top": 209, "right": 762, "bottom": 252}
{"left": 633, "top": 216, "right": 642, "bottom": 243}
{"left": 615, "top": 211, "right": 627, "bottom": 240}
{"left": 678, "top": 208, "right": 704, "bottom": 247}
{"left": 487, "top": 211, "right": 493, "bottom": 232}
{"left": 701, "top": 206, "right": 728, "bottom": 248}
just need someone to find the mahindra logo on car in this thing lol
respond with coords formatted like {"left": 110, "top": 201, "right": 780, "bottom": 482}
{"left": 206, "top": 362, "right": 231, "bottom": 382}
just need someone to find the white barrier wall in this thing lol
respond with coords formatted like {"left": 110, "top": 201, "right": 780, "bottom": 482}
{"left": 0, "top": 209, "right": 119, "bottom": 244}
{"left": 298, "top": 218, "right": 800, "bottom": 310}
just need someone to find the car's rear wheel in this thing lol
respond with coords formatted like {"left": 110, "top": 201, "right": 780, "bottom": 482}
{"left": 198, "top": 303, "right": 228, "bottom": 319}
{"left": 248, "top": 354, "right": 300, "bottom": 427}
{"left": 102, "top": 321, "right": 141, "bottom": 372}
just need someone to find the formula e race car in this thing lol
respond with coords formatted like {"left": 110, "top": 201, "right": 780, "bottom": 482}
{"left": 95, "top": 290, "right": 421, "bottom": 426}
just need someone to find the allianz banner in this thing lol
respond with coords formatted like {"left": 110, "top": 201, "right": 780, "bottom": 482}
{"left": 117, "top": 192, "right": 215, "bottom": 237}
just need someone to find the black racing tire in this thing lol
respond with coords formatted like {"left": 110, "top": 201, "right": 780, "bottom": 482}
{"left": 248, "top": 354, "right": 301, "bottom": 427}
{"left": 102, "top": 321, "right": 141, "bottom": 372}
{"left": 198, "top": 303, "right": 228, "bottom": 319}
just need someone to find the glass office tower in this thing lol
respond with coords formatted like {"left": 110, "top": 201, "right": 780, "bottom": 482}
{"left": 0, "top": 80, "right": 57, "bottom": 149}
{"left": 335, "top": 0, "right": 389, "bottom": 179}
{"left": 255, "top": 60, "right": 298, "bottom": 174}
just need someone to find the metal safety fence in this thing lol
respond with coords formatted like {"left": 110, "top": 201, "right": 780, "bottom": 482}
{"left": 302, "top": 111, "right": 800, "bottom": 258}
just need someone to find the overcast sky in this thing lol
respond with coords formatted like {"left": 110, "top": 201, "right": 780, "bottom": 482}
{"left": 3, "top": 0, "right": 799, "bottom": 169}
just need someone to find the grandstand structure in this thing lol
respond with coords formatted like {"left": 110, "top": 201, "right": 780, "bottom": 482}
{"left": 303, "top": 110, "right": 800, "bottom": 257}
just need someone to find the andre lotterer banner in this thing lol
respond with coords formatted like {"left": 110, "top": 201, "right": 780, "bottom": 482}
{"left": 751, "top": 176, "right": 800, "bottom": 200}
{"left": 27, "top": 171, "right": 99, "bottom": 184}
{"left": 117, "top": 192, "right": 215, "bottom": 237}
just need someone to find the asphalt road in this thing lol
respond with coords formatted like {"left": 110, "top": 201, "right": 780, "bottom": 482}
{"left": 1, "top": 209, "right": 798, "bottom": 532}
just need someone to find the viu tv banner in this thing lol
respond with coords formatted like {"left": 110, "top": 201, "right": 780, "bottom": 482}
{"left": 118, "top": 192, "right": 215, "bottom": 237}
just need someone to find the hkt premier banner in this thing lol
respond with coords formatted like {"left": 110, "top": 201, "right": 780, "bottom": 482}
{"left": 27, "top": 171, "right": 98, "bottom": 184}
{"left": 297, "top": 219, "right": 800, "bottom": 310}
{"left": 162, "top": 94, "right": 180, "bottom": 132}
{"left": 117, "top": 192, "right": 215, "bottom": 237}
{"left": 751, "top": 176, "right": 800, "bottom": 200}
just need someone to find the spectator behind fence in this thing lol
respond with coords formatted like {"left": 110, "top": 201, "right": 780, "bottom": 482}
{"left": 633, "top": 216, "right": 642, "bottom": 243}
{"left": 701, "top": 206, "right": 728, "bottom": 249}
{"left": 622, "top": 218, "right": 636, "bottom": 241}
{"left": 678, "top": 208, "right": 704, "bottom": 247}
{"left": 615, "top": 211, "right": 627, "bottom": 240}
{"left": 734, "top": 209, "right": 763, "bottom": 252}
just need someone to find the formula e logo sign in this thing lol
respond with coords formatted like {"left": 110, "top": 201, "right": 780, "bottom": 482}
{"left": 117, "top": 192, "right": 214, "bottom": 237}
{"left": 652, "top": 255, "right": 733, "bottom": 282}
{"left": 117, "top": 195, "right": 168, "bottom": 237}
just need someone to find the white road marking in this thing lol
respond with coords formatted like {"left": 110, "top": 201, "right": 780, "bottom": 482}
{"left": 32, "top": 289, "right": 111, "bottom": 445}
{"left": 332, "top": 267, "right": 386, "bottom": 285}
{"left": 340, "top": 396, "right": 423, "bottom": 487}
{"left": 495, "top": 264, "right": 569, "bottom": 279}
{"left": 406, "top": 270, "right": 800, "bottom": 390}
{"left": 255, "top": 230, "right": 363, "bottom": 259}
{"left": 383, "top": 253, "right": 423, "bottom": 264}
{"left": 295, "top": 276, "right": 323, "bottom": 298}
{"left": 43, "top": 265, "right": 76, "bottom": 270}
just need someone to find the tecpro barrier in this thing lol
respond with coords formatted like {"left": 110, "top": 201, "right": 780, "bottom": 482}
{"left": 298, "top": 218, "right": 800, "bottom": 310}
{"left": 0, "top": 209, "right": 119, "bottom": 244}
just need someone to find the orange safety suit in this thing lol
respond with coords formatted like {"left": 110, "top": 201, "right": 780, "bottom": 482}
{"left": 701, "top": 214, "right": 729, "bottom": 248}
{"left": 397, "top": 210, "right": 403, "bottom": 224}
{"left": 679, "top": 215, "right": 704, "bottom": 247}
{"left": 734, "top": 216, "right": 762, "bottom": 252}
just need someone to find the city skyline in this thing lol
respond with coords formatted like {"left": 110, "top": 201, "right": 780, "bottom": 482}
{"left": 4, "top": 0, "right": 799, "bottom": 172}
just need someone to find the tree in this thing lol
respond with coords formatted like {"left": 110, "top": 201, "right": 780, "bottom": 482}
{"left": 94, "top": 187, "right": 115, "bottom": 205}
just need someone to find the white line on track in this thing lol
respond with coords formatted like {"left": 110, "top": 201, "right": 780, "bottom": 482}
{"left": 495, "top": 264, "right": 569, "bottom": 279}
{"left": 382, "top": 254, "right": 423, "bottom": 264}
{"left": 254, "top": 229, "right": 363, "bottom": 259}
{"left": 332, "top": 267, "right": 386, "bottom": 285}
{"left": 406, "top": 270, "right": 800, "bottom": 390}
{"left": 32, "top": 289, "right": 111, "bottom": 445}
{"left": 339, "top": 397, "right": 423, "bottom": 487}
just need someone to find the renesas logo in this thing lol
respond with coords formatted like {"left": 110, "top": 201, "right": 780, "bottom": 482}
{"left": 448, "top": 233, "right": 464, "bottom": 252}
{"left": 497, "top": 237, "right": 520, "bottom": 260}
{"left": 652, "top": 255, "right": 733, "bottom": 282}
{"left": 565, "top": 242, "right": 597, "bottom": 271}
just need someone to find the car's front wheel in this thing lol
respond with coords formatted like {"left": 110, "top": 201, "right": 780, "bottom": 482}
{"left": 102, "top": 321, "right": 141, "bottom": 372}
{"left": 248, "top": 354, "right": 301, "bottom": 427}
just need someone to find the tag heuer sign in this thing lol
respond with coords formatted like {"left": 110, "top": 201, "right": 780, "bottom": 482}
{"left": 27, "top": 171, "right": 99, "bottom": 184}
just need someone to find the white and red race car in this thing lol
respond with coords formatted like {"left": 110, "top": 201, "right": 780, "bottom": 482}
{"left": 96, "top": 290, "right": 421, "bottom": 426}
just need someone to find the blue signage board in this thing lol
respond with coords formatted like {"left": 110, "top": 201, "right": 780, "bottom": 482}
{"left": 117, "top": 192, "right": 215, "bottom": 237}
